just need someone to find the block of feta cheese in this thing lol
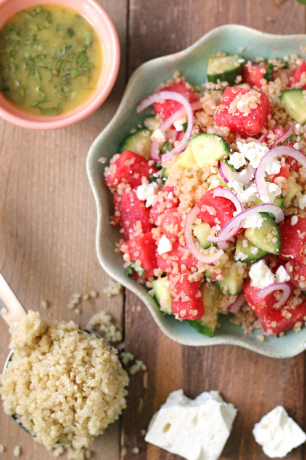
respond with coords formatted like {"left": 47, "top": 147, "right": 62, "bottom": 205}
{"left": 253, "top": 406, "right": 306, "bottom": 458}
{"left": 145, "top": 389, "right": 237, "bottom": 460}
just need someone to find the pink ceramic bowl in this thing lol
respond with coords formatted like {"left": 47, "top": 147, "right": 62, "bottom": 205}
{"left": 0, "top": 0, "right": 120, "bottom": 130}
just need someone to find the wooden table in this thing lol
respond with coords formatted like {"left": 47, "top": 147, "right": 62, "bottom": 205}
{"left": 0, "top": 0, "right": 305, "bottom": 459}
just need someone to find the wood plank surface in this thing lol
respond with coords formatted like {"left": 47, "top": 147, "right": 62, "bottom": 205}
{"left": 0, "top": 1, "right": 127, "bottom": 459}
{"left": 123, "top": 1, "right": 306, "bottom": 460}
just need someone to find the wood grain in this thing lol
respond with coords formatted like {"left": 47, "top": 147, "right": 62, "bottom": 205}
{"left": 123, "top": 1, "right": 306, "bottom": 460}
{"left": 0, "top": 1, "right": 127, "bottom": 459}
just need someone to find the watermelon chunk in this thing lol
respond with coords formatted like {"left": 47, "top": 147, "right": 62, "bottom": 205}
{"left": 215, "top": 87, "right": 271, "bottom": 136}
{"left": 114, "top": 190, "right": 153, "bottom": 240}
{"left": 105, "top": 150, "right": 157, "bottom": 190}
{"left": 261, "top": 302, "right": 306, "bottom": 334}
{"left": 290, "top": 61, "right": 306, "bottom": 90}
{"left": 160, "top": 208, "right": 182, "bottom": 240}
{"left": 279, "top": 217, "right": 306, "bottom": 264}
{"left": 243, "top": 64, "right": 266, "bottom": 88}
{"left": 197, "top": 188, "right": 236, "bottom": 228}
{"left": 126, "top": 232, "right": 158, "bottom": 278}
{"left": 169, "top": 272, "right": 204, "bottom": 320}
{"left": 157, "top": 241, "right": 198, "bottom": 273}
{"left": 150, "top": 186, "right": 179, "bottom": 225}
{"left": 153, "top": 82, "right": 198, "bottom": 121}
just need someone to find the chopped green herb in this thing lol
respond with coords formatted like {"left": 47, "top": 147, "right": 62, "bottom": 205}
{"left": 42, "top": 10, "right": 52, "bottom": 24}
{"left": 71, "top": 69, "right": 80, "bottom": 79}
{"left": 77, "top": 53, "right": 88, "bottom": 65}
{"left": 278, "top": 134, "right": 297, "bottom": 146}
{"left": 34, "top": 68, "right": 41, "bottom": 83}
{"left": 263, "top": 63, "right": 275, "bottom": 82}
{"left": 67, "top": 28, "right": 74, "bottom": 37}
{"left": 182, "top": 122, "right": 188, "bottom": 133}
{"left": 126, "top": 261, "right": 146, "bottom": 277}
{"left": 161, "top": 142, "right": 172, "bottom": 153}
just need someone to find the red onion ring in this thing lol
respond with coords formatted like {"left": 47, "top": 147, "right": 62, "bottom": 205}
{"left": 137, "top": 91, "right": 196, "bottom": 162}
{"left": 259, "top": 133, "right": 268, "bottom": 143}
{"left": 256, "top": 282, "right": 291, "bottom": 309}
{"left": 285, "top": 262, "right": 302, "bottom": 289}
{"left": 256, "top": 146, "right": 306, "bottom": 201}
{"left": 219, "top": 160, "right": 255, "bottom": 186}
{"left": 184, "top": 206, "right": 224, "bottom": 264}
{"left": 228, "top": 293, "right": 245, "bottom": 313}
{"left": 271, "top": 127, "right": 294, "bottom": 148}
{"left": 208, "top": 204, "right": 284, "bottom": 244}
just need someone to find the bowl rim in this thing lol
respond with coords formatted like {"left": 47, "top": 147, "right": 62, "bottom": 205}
{"left": 0, "top": 0, "right": 120, "bottom": 130}
{"left": 87, "top": 24, "right": 306, "bottom": 359}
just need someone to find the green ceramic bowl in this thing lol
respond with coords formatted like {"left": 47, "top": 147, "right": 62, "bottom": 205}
{"left": 87, "top": 24, "right": 306, "bottom": 359}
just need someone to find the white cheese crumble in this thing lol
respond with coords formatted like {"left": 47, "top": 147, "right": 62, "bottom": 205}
{"left": 293, "top": 142, "right": 300, "bottom": 150}
{"left": 260, "top": 182, "right": 282, "bottom": 204}
{"left": 291, "top": 216, "right": 298, "bottom": 226}
{"left": 236, "top": 141, "right": 269, "bottom": 168}
{"left": 157, "top": 235, "right": 173, "bottom": 255}
{"left": 242, "top": 213, "right": 265, "bottom": 229}
{"left": 275, "top": 266, "right": 290, "bottom": 283}
{"left": 238, "top": 184, "right": 258, "bottom": 205}
{"left": 136, "top": 182, "right": 160, "bottom": 207}
{"left": 253, "top": 406, "right": 306, "bottom": 458}
{"left": 228, "top": 179, "right": 244, "bottom": 195}
{"left": 298, "top": 194, "right": 306, "bottom": 210}
{"left": 266, "top": 159, "right": 281, "bottom": 175}
{"left": 227, "top": 151, "right": 247, "bottom": 169}
{"left": 211, "top": 179, "right": 221, "bottom": 188}
{"left": 151, "top": 128, "right": 166, "bottom": 144}
{"left": 145, "top": 389, "right": 237, "bottom": 460}
{"left": 173, "top": 116, "right": 187, "bottom": 132}
{"left": 249, "top": 260, "right": 275, "bottom": 289}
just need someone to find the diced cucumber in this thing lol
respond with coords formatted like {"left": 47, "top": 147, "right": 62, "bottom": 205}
{"left": 216, "top": 263, "right": 245, "bottom": 296}
{"left": 152, "top": 277, "right": 172, "bottom": 315}
{"left": 162, "top": 168, "right": 169, "bottom": 179}
{"left": 207, "top": 54, "right": 244, "bottom": 85}
{"left": 175, "top": 146, "right": 196, "bottom": 170}
{"left": 284, "top": 177, "right": 302, "bottom": 207}
{"left": 187, "top": 319, "right": 214, "bottom": 337}
{"left": 245, "top": 212, "right": 281, "bottom": 255}
{"left": 144, "top": 116, "right": 160, "bottom": 131}
{"left": 254, "top": 195, "right": 284, "bottom": 209}
{"left": 118, "top": 128, "right": 151, "bottom": 159}
{"left": 199, "top": 282, "right": 221, "bottom": 333}
{"left": 235, "top": 237, "right": 268, "bottom": 264}
{"left": 207, "top": 173, "right": 228, "bottom": 191}
{"left": 280, "top": 89, "right": 306, "bottom": 124}
{"left": 189, "top": 133, "right": 230, "bottom": 168}
{"left": 193, "top": 222, "right": 214, "bottom": 249}
{"left": 225, "top": 159, "right": 239, "bottom": 172}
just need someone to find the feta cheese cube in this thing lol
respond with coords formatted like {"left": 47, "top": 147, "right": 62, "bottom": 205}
{"left": 227, "top": 151, "right": 247, "bottom": 170}
{"left": 211, "top": 179, "right": 221, "bottom": 188}
{"left": 253, "top": 406, "right": 306, "bottom": 458}
{"left": 157, "top": 235, "right": 173, "bottom": 255}
{"left": 242, "top": 213, "right": 265, "bottom": 229}
{"left": 298, "top": 194, "right": 306, "bottom": 210}
{"left": 136, "top": 182, "right": 160, "bottom": 207}
{"left": 237, "top": 184, "right": 257, "bottom": 205}
{"left": 174, "top": 116, "right": 188, "bottom": 132}
{"left": 293, "top": 142, "right": 300, "bottom": 150}
{"left": 291, "top": 216, "right": 298, "bottom": 226}
{"left": 236, "top": 141, "right": 269, "bottom": 168}
{"left": 260, "top": 182, "right": 282, "bottom": 204}
{"left": 266, "top": 159, "right": 281, "bottom": 175}
{"left": 228, "top": 180, "right": 244, "bottom": 195}
{"left": 145, "top": 389, "right": 237, "bottom": 460}
{"left": 275, "top": 266, "right": 290, "bottom": 283}
{"left": 249, "top": 260, "right": 275, "bottom": 289}
{"left": 151, "top": 128, "right": 166, "bottom": 144}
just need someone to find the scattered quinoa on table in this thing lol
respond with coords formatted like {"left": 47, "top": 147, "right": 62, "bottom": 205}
{"left": 104, "top": 51, "right": 306, "bottom": 338}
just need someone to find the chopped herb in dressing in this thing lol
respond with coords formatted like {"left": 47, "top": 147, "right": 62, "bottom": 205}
{"left": 0, "top": 4, "right": 103, "bottom": 116}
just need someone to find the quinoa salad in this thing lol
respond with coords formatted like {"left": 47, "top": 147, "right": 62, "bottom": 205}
{"left": 104, "top": 52, "right": 306, "bottom": 338}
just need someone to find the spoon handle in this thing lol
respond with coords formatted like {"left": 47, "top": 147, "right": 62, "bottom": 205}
{"left": 0, "top": 274, "right": 27, "bottom": 327}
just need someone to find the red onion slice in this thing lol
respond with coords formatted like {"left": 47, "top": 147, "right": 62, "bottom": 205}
{"left": 256, "top": 145, "right": 306, "bottom": 201}
{"left": 259, "top": 133, "right": 268, "bottom": 143}
{"left": 219, "top": 160, "right": 255, "bottom": 186}
{"left": 285, "top": 262, "right": 302, "bottom": 289}
{"left": 228, "top": 293, "right": 245, "bottom": 313}
{"left": 208, "top": 203, "right": 284, "bottom": 244}
{"left": 256, "top": 282, "right": 291, "bottom": 309}
{"left": 271, "top": 127, "right": 294, "bottom": 148}
{"left": 137, "top": 91, "right": 196, "bottom": 162}
{"left": 184, "top": 206, "right": 224, "bottom": 264}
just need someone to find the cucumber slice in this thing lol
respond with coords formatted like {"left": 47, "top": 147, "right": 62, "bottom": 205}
{"left": 144, "top": 116, "right": 160, "bottom": 131}
{"left": 118, "top": 128, "right": 151, "bottom": 158}
{"left": 216, "top": 263, "right": 245, "bottom": 296}
{"left": 280, "top": 89, "right": 306, "bottom": 124}
{"left": 284, "top": 177, "right": 302, "bottom": 207}
{"left": 199, "top": 282, "right": 221, "bottom": 333}
{"left": 152, "top": 277, "right": 172, "bottom": 315}
{"left": 175, "top": 146, "right": 196, "bottom": 170}
{"left": 189, "top": 133, "right": 230, "bottom": 168}
{"left": 245, "top": 212, "right": 281, "bottom": 255}
{"left": 225, "top": 158, "right": 239, "bottom": 172}
{"left": 162, "top": 168, "right": 169, "bottom": 179}
{"left": 187, "top": 319, "right": 214, "bottom": 338}
{"left": 235, "top": 237, "right": 268, "bottom": 264}
{"left": 193, "top": 222, "right": 214, "bottom": 249}
{"left": 207, "top": 54, "right": 244, "bottom": 85}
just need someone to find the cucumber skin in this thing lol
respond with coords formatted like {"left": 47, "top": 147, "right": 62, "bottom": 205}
{"left": 234, "top": 238, "right": 268, "bottom": 264}
{"left": 187, "top": 319, "right": 214, "bottom": 338}
{"left": 118, "top": 128, "right": 151, "bottom": 158}
{"left": 245, "top": 212, "right": 281, "bottom": 255}
{"left": 207, "top": 56, "right": 244, "bottom": 85}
